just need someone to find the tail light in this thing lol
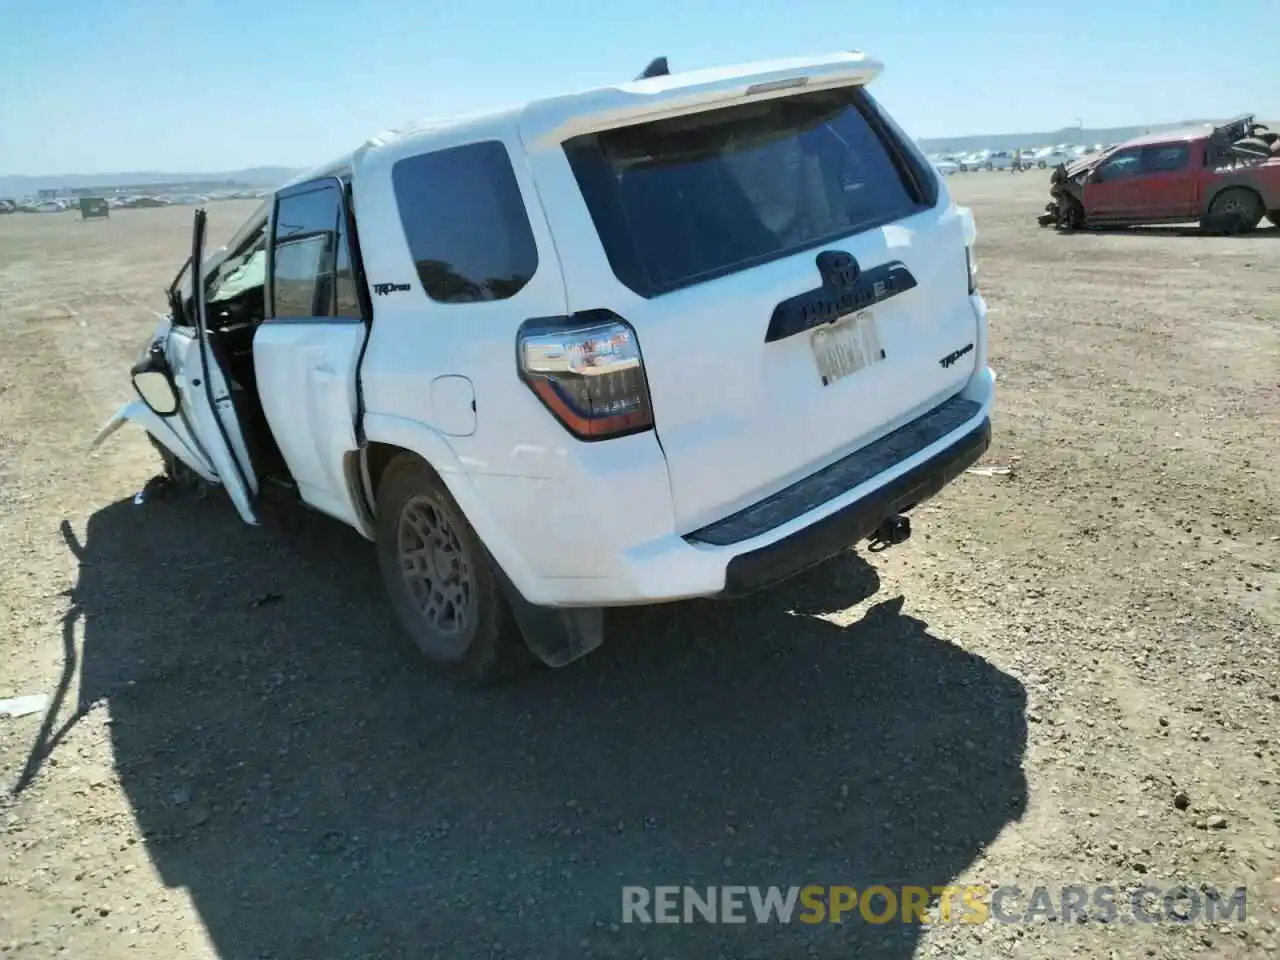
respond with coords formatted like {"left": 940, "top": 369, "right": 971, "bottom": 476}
{"left": 517, "top": 311, "right": 654, "bottom": 441}
{"left": 958, "top": 206, "right": 979, "bottom": 295}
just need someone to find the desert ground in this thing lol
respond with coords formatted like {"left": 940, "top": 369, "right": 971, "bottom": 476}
{"left": 1, "top": 173, "right": 1277, "bottom": 960}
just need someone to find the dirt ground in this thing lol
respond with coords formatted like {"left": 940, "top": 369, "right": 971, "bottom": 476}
{"left": 1, "top": 174, "right": 1277, "bottom": 960}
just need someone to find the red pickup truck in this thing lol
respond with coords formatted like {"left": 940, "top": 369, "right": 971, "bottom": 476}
{"left": 1038, "top": 115, "right": 1280, "bottom": 232}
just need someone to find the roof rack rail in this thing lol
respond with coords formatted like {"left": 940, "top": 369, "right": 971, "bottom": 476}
{"left": 635, "top": 57, "right": 669, "bottom": 80}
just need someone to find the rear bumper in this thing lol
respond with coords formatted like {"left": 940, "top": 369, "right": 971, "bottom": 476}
{"left": 720, "top": 415, "right": 989, "bottom": 597}
{"left": 487, "top": 363, "right": 996, "bottom": 608}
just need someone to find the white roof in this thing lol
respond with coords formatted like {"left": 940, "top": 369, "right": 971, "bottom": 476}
{"left": 282, "top": 51, "right": 883, "bottom": 188}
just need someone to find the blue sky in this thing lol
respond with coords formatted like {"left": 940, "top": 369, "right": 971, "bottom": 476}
{"left": 1, "top": 0, "right": 1276, "bottom": 175}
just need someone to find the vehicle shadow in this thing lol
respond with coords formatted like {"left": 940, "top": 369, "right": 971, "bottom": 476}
{"left": 53, "top": 492, "right": 1028, "bottom": 959}
{"left": 1084, "top": 224, "right": 1280, "bottom": 238}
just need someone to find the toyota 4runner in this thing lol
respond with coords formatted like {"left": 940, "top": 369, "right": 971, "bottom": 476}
{"left": 92, "top": 51, "right": 996, "bottom": 681}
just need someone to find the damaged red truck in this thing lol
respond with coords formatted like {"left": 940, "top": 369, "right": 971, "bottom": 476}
{"left": 1038, "top": 115, "right": 1280, "bottom": 233}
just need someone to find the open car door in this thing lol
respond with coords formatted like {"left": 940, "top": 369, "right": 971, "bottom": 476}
{"left": 167, "top": 208, "right": 261, "bottom": 524}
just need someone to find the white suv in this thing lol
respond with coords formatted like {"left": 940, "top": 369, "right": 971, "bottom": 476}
{"left": 93, "top": 51, "right": 996, "bottom": 681}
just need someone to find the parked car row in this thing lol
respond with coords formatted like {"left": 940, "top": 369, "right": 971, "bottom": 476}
{"left": 0, "top": 189, "right": 272, "bottom": 214}
{"left": 1, "top": 195, "right": 171, "bottom": 213}
{"left": 927, "top": 143, "right": 1116, "bottom": 175}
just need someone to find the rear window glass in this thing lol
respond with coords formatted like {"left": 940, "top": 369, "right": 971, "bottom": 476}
{"left": 392, "top": 141, "right": 538, "bottom": 304}
{"left": 564, "top": 86, "right": 927, "bottom": 297}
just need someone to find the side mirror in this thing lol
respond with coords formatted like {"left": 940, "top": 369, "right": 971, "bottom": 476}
{"left": 130, "top": 344, "right": 180, "bottom": 417}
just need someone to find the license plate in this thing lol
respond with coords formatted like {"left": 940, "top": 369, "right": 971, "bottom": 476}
{"left": 810, "top": 310, "right": 884, "bottom": 386}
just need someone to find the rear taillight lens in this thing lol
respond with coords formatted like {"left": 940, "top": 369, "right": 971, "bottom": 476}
{"left": 965, "top": 245, "right": 978, "bottom": 295}
{"left": 517, "top": 311, "right": 654, "bottom": 441}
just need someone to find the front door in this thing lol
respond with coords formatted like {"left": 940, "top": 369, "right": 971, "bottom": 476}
{"left": 177, "top": 209, "right": 260, "bottom": 523}
{"left": 252, "top": 177, "right": 370, "bottom": 529}
{"left": 1083, "top": 147, "right": 1143, "bottom": 222}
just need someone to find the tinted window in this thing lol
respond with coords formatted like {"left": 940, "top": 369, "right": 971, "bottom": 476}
{"left": 271, "top": 181, "right": 361, "bottom": 319}
{"left": 392, "top": 141, "right": 538, "bottom": 304}
{"left": 564, "top": 86, "right": 925, "bottom": 297}
{"left": 1094, "top": 150, "right": 1142, "bottom": 182}
{"left": 1142, "top": 144, "right": 1190, "bottom": 173}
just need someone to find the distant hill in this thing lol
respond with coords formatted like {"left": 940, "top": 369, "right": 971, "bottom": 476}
{"left": 0, "top": 117, "right": 1254, "bottom": 193}
{"left": 0, "top": 166, "right": 303, "bottom": 196}
{"left": 916, "top": 120, "right": 1220, "bottom": 155}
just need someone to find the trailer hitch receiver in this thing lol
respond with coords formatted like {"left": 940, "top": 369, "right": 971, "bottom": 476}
{"left": 868, "top": 514, "right": 912, "bottom": 551}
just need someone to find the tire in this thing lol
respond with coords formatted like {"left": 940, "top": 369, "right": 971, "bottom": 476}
{"left": 375, "top": 453, "right": 529, "bottom": 683}
{"left": 1208, "top": 187, "right": 1264, "bottom": 232}
{"left": 1038, "top": 160, "right": 1047, "bottom": 169}
{"left": 1057, "top": 198, "right": 1085, "bottom": 231}
{"left": 984, "top": 162, "right": 993, "bottom": 171}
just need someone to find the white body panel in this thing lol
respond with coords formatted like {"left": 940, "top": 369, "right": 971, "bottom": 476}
{"left": 477, "top": 358, "right": 994, "bottom": 606}
{"left": 254, "top": 322, "right": 367, "bottom": 529}
{"left": 167, "top": 325, "right": 259, "bottom": 524}
{"left": 95, "top": 50, "right": 996, "bottom": 611}
{"left": 91, "top": 315, "right": 222, "bottom": 482}
{"left": 523, "top": 131, "right": 978, "bottom": 535}
{"left": 90, "top": 400, "right": 218, "bottom": 484}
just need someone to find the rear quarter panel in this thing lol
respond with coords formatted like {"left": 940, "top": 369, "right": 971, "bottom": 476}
{"left": 351, "top": 120, "right": 680, "bottom": 599}
{"left": 1201, "top": 157, "right": 1280, "bottom": 212}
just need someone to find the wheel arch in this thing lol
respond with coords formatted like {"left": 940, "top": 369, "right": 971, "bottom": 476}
{"left": 1206, "top": 183, "right": 1265, "bottom": 217}
{"left": 358, "top": 414, "right": 543, "bottom": 601}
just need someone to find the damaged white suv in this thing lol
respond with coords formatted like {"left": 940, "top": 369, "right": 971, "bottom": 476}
{"left": 93, "top": 51, "right": 995, "bottom": 681}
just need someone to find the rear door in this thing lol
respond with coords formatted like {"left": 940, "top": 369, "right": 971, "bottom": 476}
{"left": 1137, "top": 143, "right": 1198, "bottom": 219}
{"left": 535, "top": 84, "right": 981, "bottom": 532}
{"left": 252, "top": 177, "right": 370, "bottom": 528}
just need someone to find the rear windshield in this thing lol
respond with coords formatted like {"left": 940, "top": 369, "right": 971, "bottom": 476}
{"left": 564, "top": 86, "right": 929, "bottom": 297}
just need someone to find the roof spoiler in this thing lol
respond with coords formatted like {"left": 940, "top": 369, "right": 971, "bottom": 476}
{"left": 523, "top": 52, "right": 882, "bottom": 147}
{"left": 635, "top": 57, "right": 670, "bottom": 80}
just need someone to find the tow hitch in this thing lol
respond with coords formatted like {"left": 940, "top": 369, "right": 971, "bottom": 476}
{"left": 868, "top": 513, "right": 912, "bottom": 551}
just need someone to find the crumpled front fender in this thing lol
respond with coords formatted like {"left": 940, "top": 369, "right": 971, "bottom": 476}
{"left": 89, "top": 400, "right": 218, "bottom": 483}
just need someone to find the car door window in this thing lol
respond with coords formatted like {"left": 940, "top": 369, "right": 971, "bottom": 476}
{"left": 1094, "top": 150, "right": 1142, "bottom": 183}
{"left": 270, "top": 181, "right": 362, "bottom": 320}
{"left": 391, "top": 141, "right": 538, "bottom": 304}
{"left": 1141, "top": 144, "right": 1190, "bottom": 173}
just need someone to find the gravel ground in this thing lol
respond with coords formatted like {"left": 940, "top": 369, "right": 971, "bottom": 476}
{"left": 1, "top": 174, "right": 1277, "bottom": 959}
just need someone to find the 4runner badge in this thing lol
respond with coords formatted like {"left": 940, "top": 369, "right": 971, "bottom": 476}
{"left": 765, "top": 251, "right": 918, "bottom": 342}
{"left": 938, "top": 343, "right": 974, "bottom": 368}
{"left": 372, "top": 282, "right": 412, "bottom": 296}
